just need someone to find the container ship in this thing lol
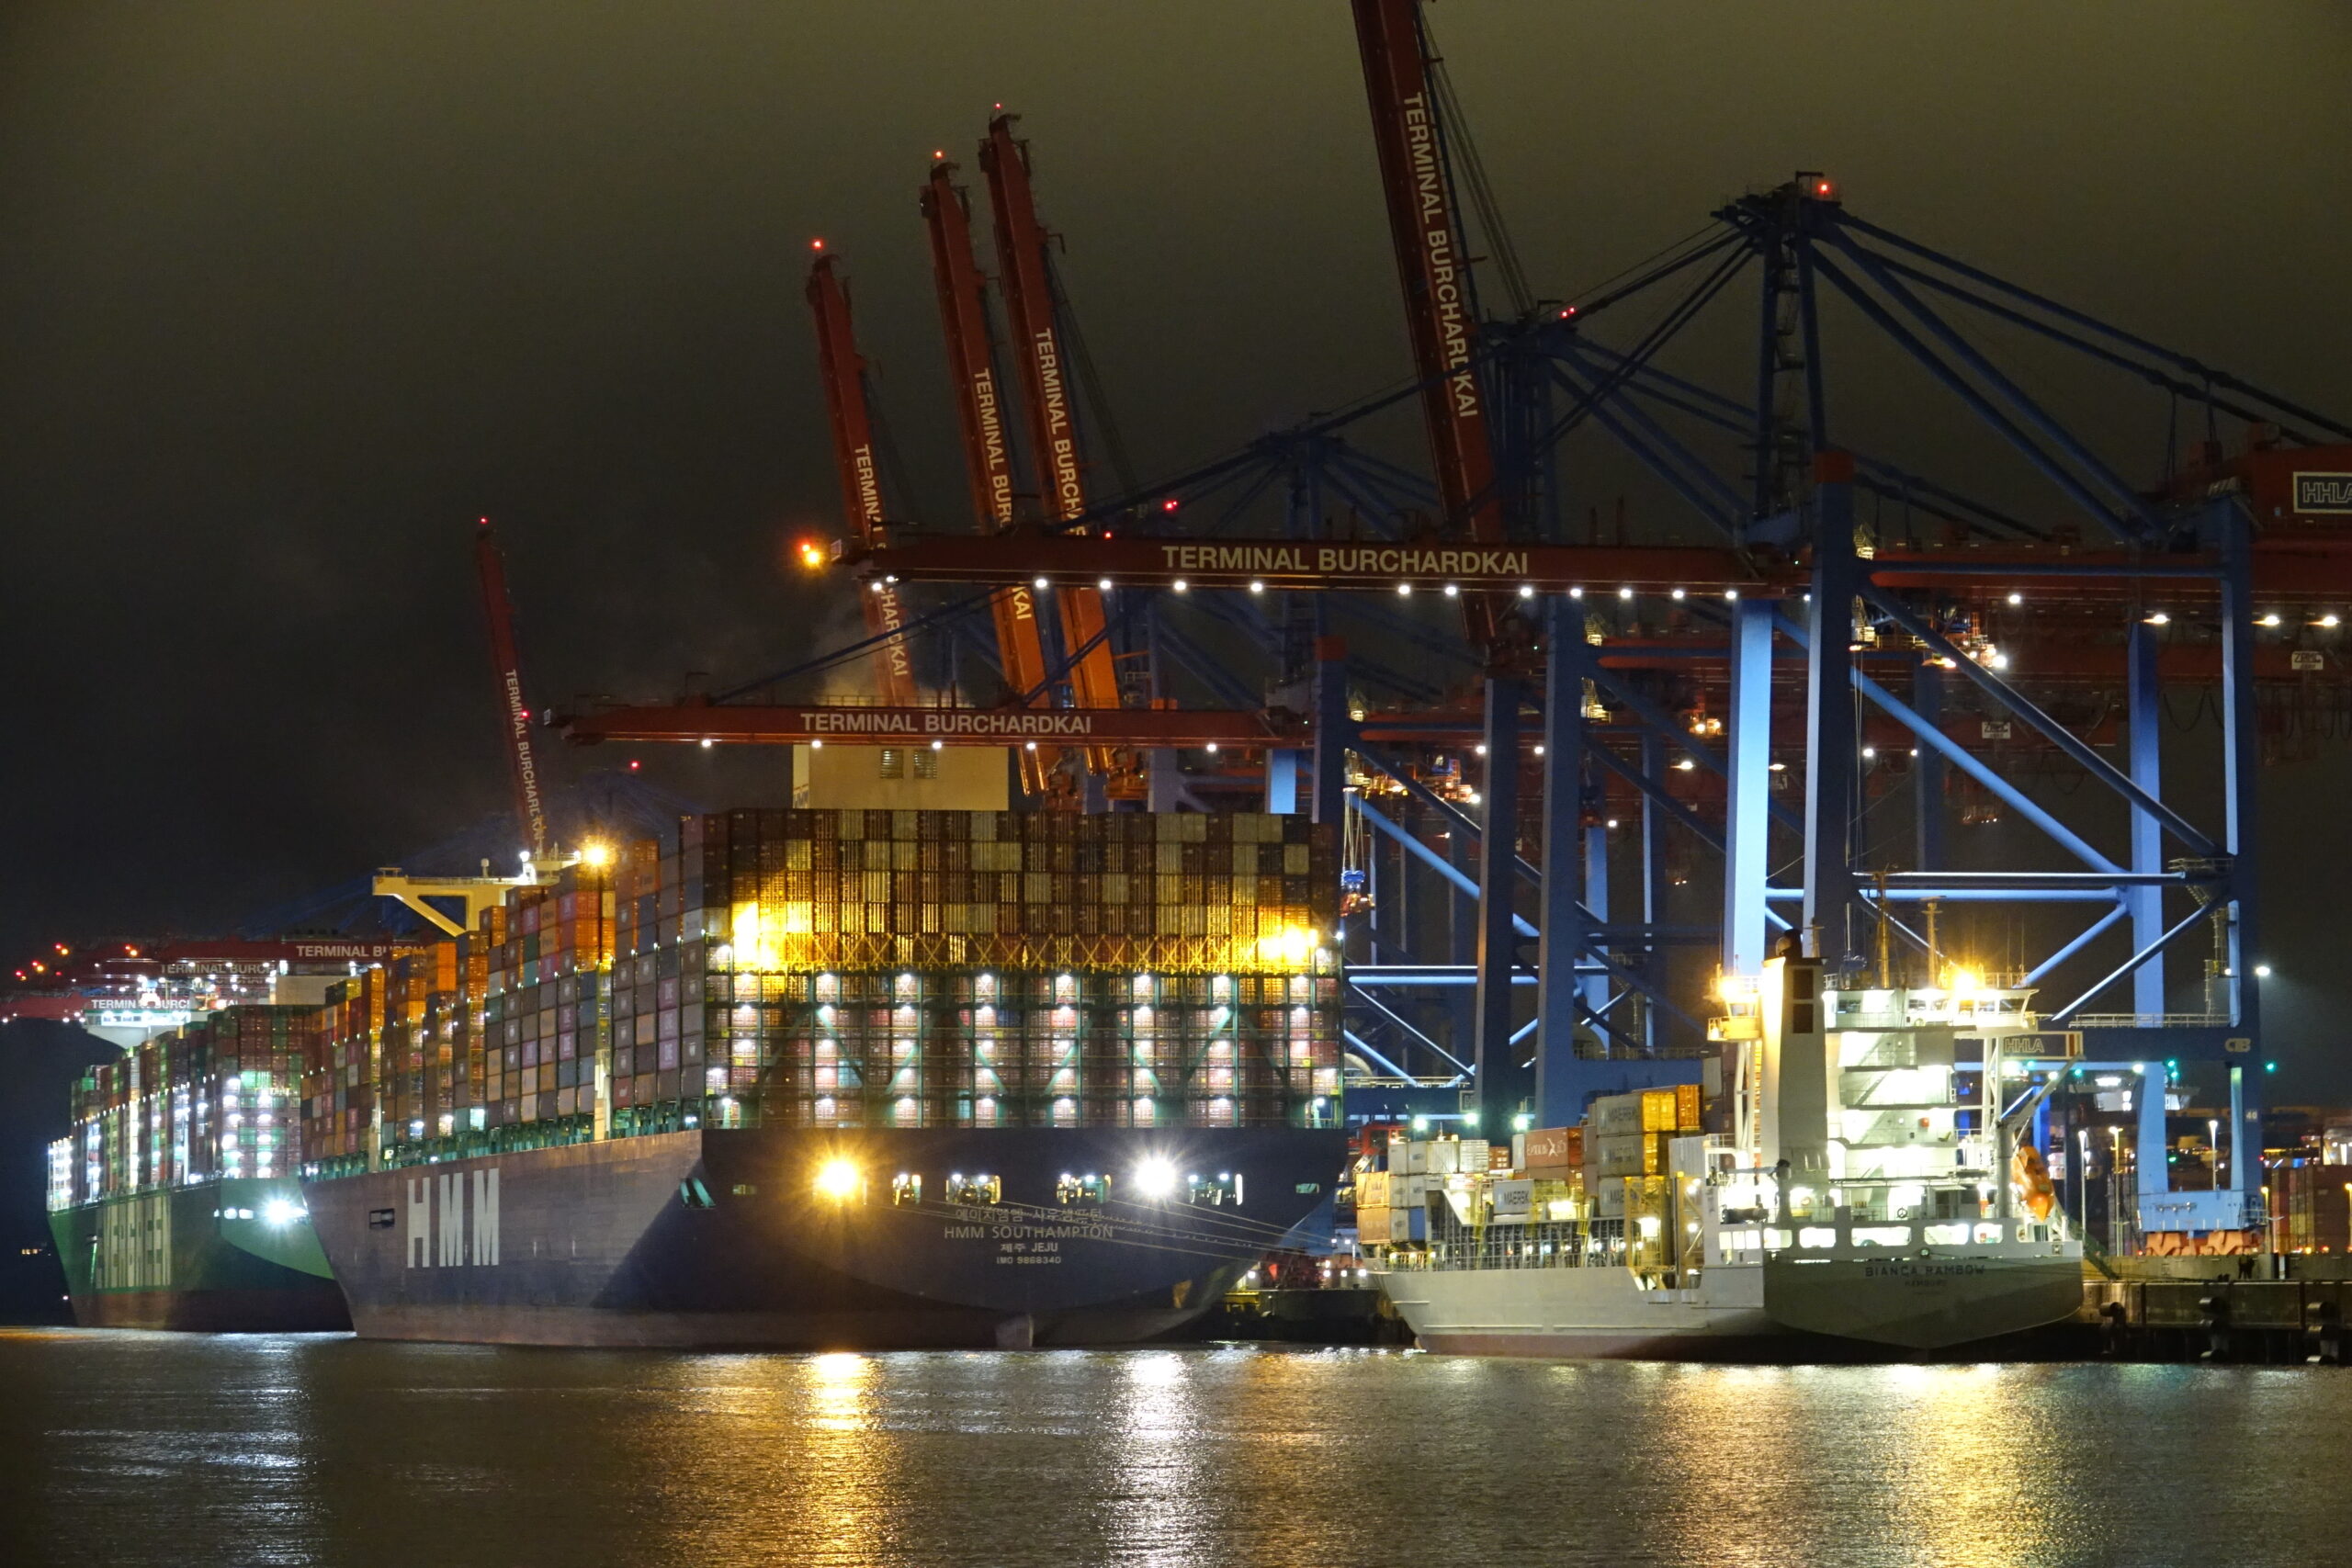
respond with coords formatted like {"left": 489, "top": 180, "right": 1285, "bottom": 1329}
{"left": 45, "top": 1005, "right": 350, "bottom": 1330}
{"left": 298, "top": 807, "right": 1351, "bottom": 1348}
{"left": 1365, "top": 954, "right": 2085, "bottom": 1359}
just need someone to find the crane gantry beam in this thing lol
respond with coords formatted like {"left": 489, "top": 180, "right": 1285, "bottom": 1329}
{"left": 556, "top": 703, "right": 1308, "bottom": 749}
{"left": 847, "top": 531, "right": 2352, "bottom": 608}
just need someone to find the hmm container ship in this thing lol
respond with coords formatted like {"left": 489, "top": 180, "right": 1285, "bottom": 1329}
{"left": 299, "top": 807, "right": 1350, "bottom": 1348}
{"left": 1366, "top": 954, "right": 2084, "bottom": 1359}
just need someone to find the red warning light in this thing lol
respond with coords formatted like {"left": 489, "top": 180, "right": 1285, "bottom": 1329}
{"left": 628, "top": 760, "right": 642, "bottom": 772}
{"left": 810, "top": 237, "right": 825, "bottom": 251}
{"left": 933, "top": 149, "right": 944, "bottom": 160}
{"left": 1816, "top": 180, "right": 1834, "bottom": 196}
{"left": 1161, "top": 498, "right": 1180, "bottom": 513}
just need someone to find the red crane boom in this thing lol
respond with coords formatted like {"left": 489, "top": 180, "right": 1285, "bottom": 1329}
{"left": 978, "top": 114, "right": 1129, "bottom": 766}
{"left": 473, "top": 519, "right": 549, "bottom": 863}
{"left": 1351, "top": 0, "right": 1502, "bottom": 647}
{"left": 920, "top": 159, "right": 1057, "bottom": 794}
{"left": 806, "top": 249, "right": 922, "bottom": 705}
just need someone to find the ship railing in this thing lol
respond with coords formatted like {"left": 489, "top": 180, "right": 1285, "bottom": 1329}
{"left": 2068, "top": 1011, "right": 2231, "bottom": 1030}
{"left": 1388, "top": 1213, "right": 1629, "bottom": 1272}
{"left": 1712, "top": 1214, "right": 2072, "bottom": 1265}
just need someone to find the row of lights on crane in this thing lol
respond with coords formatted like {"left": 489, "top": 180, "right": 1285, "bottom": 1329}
{"left": 1992, "top": 589, "right": 2339, "bottom": 630}
{"left": 840, "top": 563, "right": 2338, "bottom": 647}
{"left": 962, "top": 579, "right": 1758, "bottom": 602}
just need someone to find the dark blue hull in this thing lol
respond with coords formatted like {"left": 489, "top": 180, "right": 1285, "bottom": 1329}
{"left": 305, "top": 1126, "right": 1346, "bottom": 1348}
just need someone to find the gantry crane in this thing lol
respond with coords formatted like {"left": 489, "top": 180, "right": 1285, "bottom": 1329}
{"left": 921, "top": 157, "right": 1057, "bottom": 794}
{"left": 806, "top": 247, "right": 922, "bottom": 706}
{"left": 978, "top": 113, "right": 1134, "bottom": 786}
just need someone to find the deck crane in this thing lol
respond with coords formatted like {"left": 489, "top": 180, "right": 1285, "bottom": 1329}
{"left": 1351, "top": 0, "right": 1507, "bottom": 653}
{"left": 921, "top": 158, "right": 1057, "bottom": 795}
{"left": 805, "top": 247, "right": 922, "bottom": 706}
{"left": 473, "top": 518, "right": 549, "bottom": 865}
{"left": 978, "top": 113, "right": 1134, "bottom": 787}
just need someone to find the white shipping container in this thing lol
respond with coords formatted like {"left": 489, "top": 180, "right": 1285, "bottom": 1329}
{"left": 1427, "top": 1140, "right": 1460, "bottom": 1175}
{"left": 1587, "top": 1094, "right": 1645, "bottom": 1134}
{"left": 1588, "top": 1133, "right": 1653, "bottom": 1177}
{"left": 1510, "top": 1132, "right": 1527, "bottom": 1169}
{"left": 1392, "top": 1139, "right": 1429, "bottom": 1175}
{"left": 1459, "top": 1139, "right": 1490, "bottom": 1173}
{"left": 1487, "top": 1179, "right": 1533, "bottom": 1216}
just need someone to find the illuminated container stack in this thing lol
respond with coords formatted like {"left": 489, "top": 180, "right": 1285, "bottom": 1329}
{"left": 477, "top": 858, "right": 615, "bottom": 1143}
{"left": 300, "top": 968, "right": 384, "bottom": 1173}
{"left": 610, "top": 807, "right": 1341, "bottom": 1135}
{"left": 321, "top": 808, "right": 1341, "bottom": 1169}
{"left": 453, "top": 907, "right": 500, "bottom": 1123}
{"left": 375, "top": 942, "right": 457, "bottom": 1154}
{"left": 50, "top": 1006, "right": 316, "bottom": 1208}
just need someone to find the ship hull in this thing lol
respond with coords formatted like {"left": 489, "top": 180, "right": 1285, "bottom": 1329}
{"left": 306, "top": 1125, "right": 1346, "bottom": 1348}
{"left": 1381, "top": 1253, "right": 2086, "bottom": 1360}
{"left": 48, "top": 1179, "right": 351, "bottom": 1332}
{"left": 1762, "top": 1254, "right": 2086, "bottom": 1349}
{"left": 1380, "top": 1262, "right": 1776, "bottom": 1359}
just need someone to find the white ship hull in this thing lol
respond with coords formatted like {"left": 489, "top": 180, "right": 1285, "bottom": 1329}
{"left": 1377, "top": 1251, "right": 2085, "bottom": 1360}
{"left": 1379, "top": 1262, "right": 1774, "bottom": 1359}
{"left": 1762, "top": 1254, "right": 2085, "bottom": 1349}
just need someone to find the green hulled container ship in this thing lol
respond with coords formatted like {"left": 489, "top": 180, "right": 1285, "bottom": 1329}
{"left": 45, "top": 1006, "right": 350, "bottom": 1330}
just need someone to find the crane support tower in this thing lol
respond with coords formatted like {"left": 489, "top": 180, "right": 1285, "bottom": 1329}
{"left": 806, "top": 249, "right": 922, "bottom": 706}
{"left": 473, "top": 519, "right": 548, "bottom": 864}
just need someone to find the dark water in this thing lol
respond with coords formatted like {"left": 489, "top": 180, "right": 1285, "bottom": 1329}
{"left": 5, "top": 1330, "right": 2348, "bottom": 1567}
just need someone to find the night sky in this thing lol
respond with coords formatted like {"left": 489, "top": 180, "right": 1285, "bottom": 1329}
{"left": 3, "top": 6, "right": 2346, "bottom": 1082}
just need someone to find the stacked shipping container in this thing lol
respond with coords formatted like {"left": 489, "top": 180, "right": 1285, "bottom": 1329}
{"left": 2271, "top": 1160, "right": 2352, "bottom": 1254}
{"left": 291, "top": 808, "right": 1340, "bottom": 1174}
{"left": 47, "top": 1006, "right": 318, "bottom": 1210}
{"left": 301, "top": 967, "right": 385, "bottom": 1172}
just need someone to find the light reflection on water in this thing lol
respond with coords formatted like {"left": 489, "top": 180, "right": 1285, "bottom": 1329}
{"left": 6, "top": 1329, "right": 2352, "bottom": 1567}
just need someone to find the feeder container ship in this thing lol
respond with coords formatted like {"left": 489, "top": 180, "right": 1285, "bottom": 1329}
{"left": 1368, "top": 955, "right": 2086, "bottom": 1359}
